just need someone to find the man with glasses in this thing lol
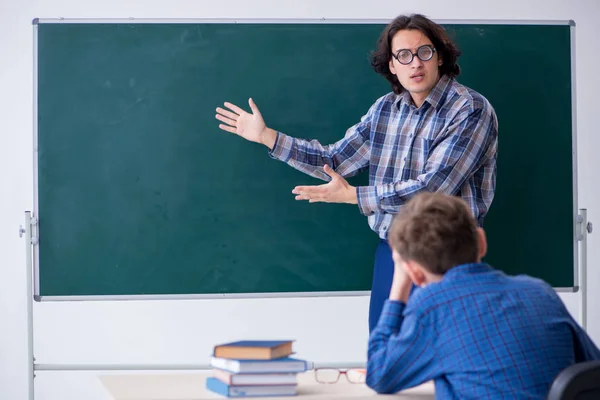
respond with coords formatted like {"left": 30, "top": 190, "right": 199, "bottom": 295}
{"left": 215, "top": 14, "right": 498, "bottom": 333}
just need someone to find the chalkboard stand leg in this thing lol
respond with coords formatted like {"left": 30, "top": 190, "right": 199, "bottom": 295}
{"left": 577, "top": 208, "right": 592, "bottom": 330}
{"left": 20, "top": 211, "right": 36, "bottom": 400}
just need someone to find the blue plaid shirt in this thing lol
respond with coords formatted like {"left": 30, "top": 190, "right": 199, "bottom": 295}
{"left": 366, "top": 263, "right": 600, "bottom": 399}
{"left": 269, "top": 75, "right": 498, "bottom": 238}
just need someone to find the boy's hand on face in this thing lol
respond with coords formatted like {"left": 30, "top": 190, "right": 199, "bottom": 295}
{"left": 389, "top": 262, "right": 413, "bottom": 303}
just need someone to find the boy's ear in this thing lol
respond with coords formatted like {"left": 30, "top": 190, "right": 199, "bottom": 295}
{"left": 477, "top": 227, "right": 488, "bottom": 260}
{"left": 404, "top": 260, "right": 426, "bottom": 287}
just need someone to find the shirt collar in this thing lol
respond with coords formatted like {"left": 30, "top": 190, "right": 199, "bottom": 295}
{"left": 397, "top": 74, "right": 454, "bottom": 111}
{"left": 442, "top": 262, "right": 494, "bottom": 281}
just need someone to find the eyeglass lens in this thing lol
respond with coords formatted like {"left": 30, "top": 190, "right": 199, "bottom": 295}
{"left": 396, "top": 45, "right": 434, "bottom": 65}
{"left": 314, "top": 368, "right": 366, "bottom": 384}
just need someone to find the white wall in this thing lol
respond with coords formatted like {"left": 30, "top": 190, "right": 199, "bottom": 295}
{"left": 2, "top": 0, "right": 599, "bottom": 399}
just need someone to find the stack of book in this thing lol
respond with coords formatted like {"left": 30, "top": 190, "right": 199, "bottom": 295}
{"left": 205, "top": 340, "right": 308, "bottom": 398}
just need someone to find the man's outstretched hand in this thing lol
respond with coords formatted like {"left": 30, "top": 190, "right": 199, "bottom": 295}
{"left": 292, "top": 165, "right": 358, "bottom": 205}
{"left": 216, "top": 98, "right": 277, "bottom": 149}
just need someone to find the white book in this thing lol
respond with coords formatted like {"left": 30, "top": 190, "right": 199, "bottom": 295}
{"left": 209, "top": 356, "right": 308, "bottom": 374}
{"left": 214, "top": 368, "right": 298, "bottom": 385}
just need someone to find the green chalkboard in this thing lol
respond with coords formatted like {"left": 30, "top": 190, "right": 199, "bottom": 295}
{"left": 35, "top": 20, "right": 575, "bottom": 297}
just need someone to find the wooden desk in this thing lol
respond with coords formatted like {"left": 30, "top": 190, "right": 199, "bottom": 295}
{"left": 99, "top": 371, "right": 435, "bottom": 400}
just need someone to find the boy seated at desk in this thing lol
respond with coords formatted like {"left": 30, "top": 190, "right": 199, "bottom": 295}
{"left": 366, "top": 192, "right": 600, "bottom": 399}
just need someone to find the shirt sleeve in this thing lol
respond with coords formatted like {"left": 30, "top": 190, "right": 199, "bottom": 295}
{"left": 356, "top": 101, "right": 498, "bottom": 216}
{"left": 573, "top": 325, "right": 600, "bottom": 362}
{"left": 366, "top": 300, "right": 437, "bottom": 394}
{"left": 267, "top": 101, "right": 377, "bottom": 182}
{"left": 538, "top": 279, "right": 600, "bottom": 361}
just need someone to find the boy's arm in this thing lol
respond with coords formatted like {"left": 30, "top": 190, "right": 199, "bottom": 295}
{"left": 570, "top": 319, "right": 600, "bottom": 361}
{"left": 366, "top": 300, "right": 437, "bottom": 394}
{"left": 537, "top": 278, "right": 600, "bottom": 362}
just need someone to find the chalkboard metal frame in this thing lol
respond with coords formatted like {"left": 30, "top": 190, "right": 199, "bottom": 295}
{"left": 30, "top": 17, "right": 580, "bottom": 301}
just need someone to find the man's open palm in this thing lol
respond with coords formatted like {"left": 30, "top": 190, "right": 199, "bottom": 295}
{"left": 292, "top": 165, "right": 358, "bottom": 205}
{"left": 216, "top": 98, "right": 267, "bottom": 144}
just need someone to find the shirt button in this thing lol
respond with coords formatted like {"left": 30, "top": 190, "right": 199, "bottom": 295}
{"left": 403, "top": 157, "right": 407, "bottom": 161}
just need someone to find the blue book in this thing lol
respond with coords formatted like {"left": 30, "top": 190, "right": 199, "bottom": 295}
{"left": 210, "top": 356, "right": 308, "bottom": 374}
{"left": 205, "top": 377, "right": 297, "bottom": 397}
{"left": 213, "top": 340, "right": 294, "bottom": 360}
